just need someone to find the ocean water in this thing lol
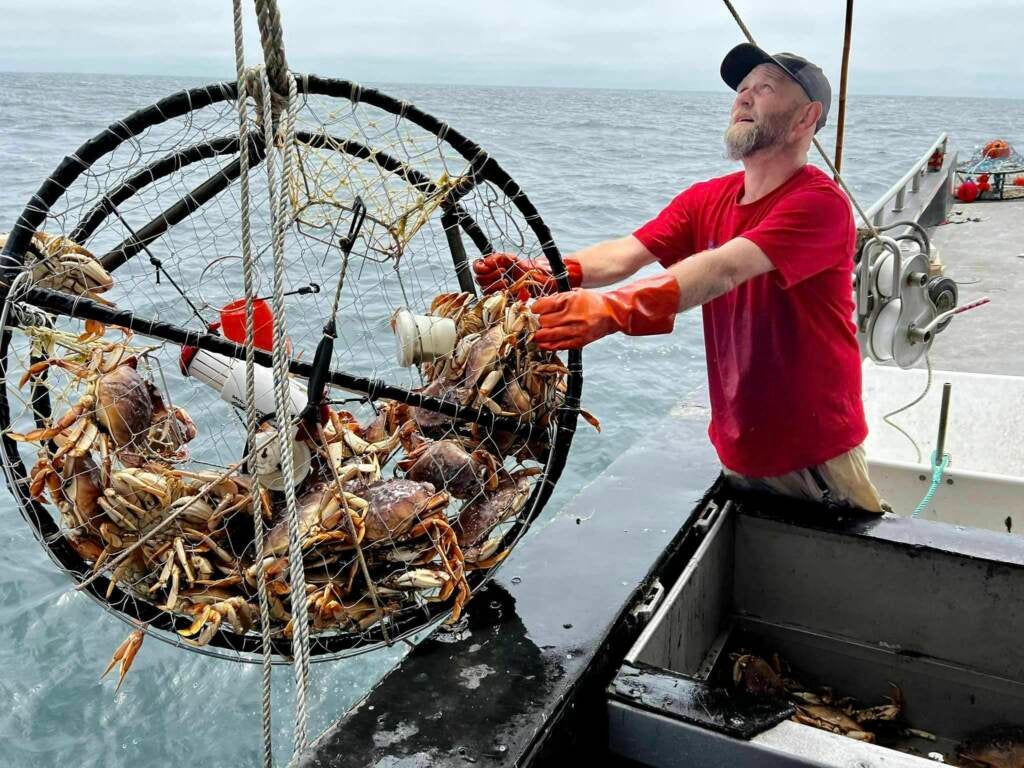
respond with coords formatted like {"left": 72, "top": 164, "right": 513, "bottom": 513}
{"left": 0, "top": 71, "right": 1021, "bottom": 767}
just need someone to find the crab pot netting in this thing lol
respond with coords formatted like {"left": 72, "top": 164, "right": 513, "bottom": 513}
{"left": 0, "top": 77, "right": 581, "bottom": 661}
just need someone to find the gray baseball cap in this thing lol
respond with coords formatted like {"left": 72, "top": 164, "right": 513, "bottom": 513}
{"left": 720, "top": 43, "right": 831, "bottom": 132}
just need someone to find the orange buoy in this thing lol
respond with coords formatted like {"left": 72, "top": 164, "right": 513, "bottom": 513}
{"left": 1014, "top": 177, "right": 1024, "bottom": 187}
{"left": 983, "top": 139, "right": 1012, "bottom": 159}
{"left": 956, "top": 180, "right": 980, "bottom": 202}
{"left": 977, "top": 173, "right": 989, "bottom": 183}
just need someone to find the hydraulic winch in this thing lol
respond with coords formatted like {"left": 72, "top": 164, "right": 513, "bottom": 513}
{"left": 854, "top": 225, "right": 964, "bottom": 368}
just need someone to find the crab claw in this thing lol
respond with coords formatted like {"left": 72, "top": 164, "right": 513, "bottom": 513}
{"left": 101, "top": 627, "right": 145, "bottom": 693}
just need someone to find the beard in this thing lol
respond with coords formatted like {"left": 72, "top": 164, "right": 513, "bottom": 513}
{"left": 724, "top": 107, "right": 796, "bottom": 160}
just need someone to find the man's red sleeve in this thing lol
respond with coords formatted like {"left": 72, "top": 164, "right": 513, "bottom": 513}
{"left": 743, "top": 187, "right": 855, "bottom": 289}
{"left": 632, "top": 188, "right": 698, "bottom": 268}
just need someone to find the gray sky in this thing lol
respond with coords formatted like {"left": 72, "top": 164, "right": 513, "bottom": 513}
{"left": 2, "top": 0, "right": 1022, "bottom": 98}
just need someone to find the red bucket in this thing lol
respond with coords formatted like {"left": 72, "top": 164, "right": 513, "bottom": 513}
{"left": 220, "top": 298, "right": 275, "bottom": 351}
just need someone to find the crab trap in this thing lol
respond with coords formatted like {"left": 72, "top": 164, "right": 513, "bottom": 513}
{"left": 0, "top": 73, "right": 583, "bottom": 663}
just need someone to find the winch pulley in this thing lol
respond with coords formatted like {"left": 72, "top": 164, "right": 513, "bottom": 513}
{"left": 855, "top": 228, "right": 959, "bottom": 368}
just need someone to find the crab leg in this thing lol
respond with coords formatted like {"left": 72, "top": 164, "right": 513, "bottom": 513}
{"left": 68, "top": 421, "right": 100, "bottom": 457}
{"left": 179, "top": 606, "right": 213, "bottom": 638}
{"left": 7, "top": 397, "right": 93, "bottom": 442}
{"left": 97, "top": 495, "right": 140, "bottom": 531}
{"left": 148, "top": 549, "right": 175, "bottom": 594}
{"left": 174, "top": 537, "right": 195, "bottom": 584}
{"left": 164, "top": 568, "right": 181, "bottom": 611}
{"left": 100, "top": 628, "right": 145, "bottom": 694}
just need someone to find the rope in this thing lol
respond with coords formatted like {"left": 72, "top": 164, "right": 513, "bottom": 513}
{"left": 254, "top": 0, "right": 291, "bottom": 116}
{"left": 882, "top": 354, "right": 932, "bottom": 464}
{"left": 912, "top": 450, "right": 950, "bottom": 519}
{"left": 232, "top": 1, "right": 274, "bottom": 766}
{"left": 259, "top": 66, "right": 313, "bottom": 759}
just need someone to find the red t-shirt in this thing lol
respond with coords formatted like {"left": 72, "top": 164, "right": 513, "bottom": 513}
{"left": 633, "top": 164, "right": 866, "bottom": 477}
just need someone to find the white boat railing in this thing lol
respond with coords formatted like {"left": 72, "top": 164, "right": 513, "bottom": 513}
{"left": 860, "top": 133, "right": 949, "bottom": 227}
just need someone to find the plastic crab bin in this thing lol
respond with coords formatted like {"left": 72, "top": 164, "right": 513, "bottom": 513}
{"left": 607, "top": 495, "right": 1024, "bottom": 767}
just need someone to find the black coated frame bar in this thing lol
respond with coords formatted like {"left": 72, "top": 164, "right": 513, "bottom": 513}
{"left": 19, "top": 284, "right": 550, "bottom": 439}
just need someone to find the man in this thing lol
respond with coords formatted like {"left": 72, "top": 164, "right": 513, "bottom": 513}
{"left": 473, "top": 43, "right": 884, "bottom": 512}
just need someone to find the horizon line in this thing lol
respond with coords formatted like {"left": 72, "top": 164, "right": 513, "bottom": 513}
{"left": 2, "top": 68, "right": 1023, "bottom": 103}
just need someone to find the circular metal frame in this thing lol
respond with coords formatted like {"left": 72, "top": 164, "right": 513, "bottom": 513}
{"left": 0, "top": 75, "right": 582, "bottom": 659}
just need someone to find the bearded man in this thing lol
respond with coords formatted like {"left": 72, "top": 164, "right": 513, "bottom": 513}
{"left": 473, "top": 44, "right": 884, "bottom": 512}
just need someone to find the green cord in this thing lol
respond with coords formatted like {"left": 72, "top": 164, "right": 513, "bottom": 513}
{"left": 912, "top": 451, "right": 950, "bottom": 519}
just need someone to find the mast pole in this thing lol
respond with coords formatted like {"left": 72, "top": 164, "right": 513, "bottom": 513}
{"left": 834, "top": 0, "right": 854, "bottom": 178}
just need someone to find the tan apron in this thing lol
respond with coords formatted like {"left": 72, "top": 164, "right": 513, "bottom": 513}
{"left": 723, "top": 443, "right": 886, "bottom": 513}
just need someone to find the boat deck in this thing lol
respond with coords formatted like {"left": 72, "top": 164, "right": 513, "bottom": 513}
{"left": 861, "top": 197, "right": 1024, "bottom": 525}
{"left": 924, "top": 199, "right": 1024, "bottom": 376}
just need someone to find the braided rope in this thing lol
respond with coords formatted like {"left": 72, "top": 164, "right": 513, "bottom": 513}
{"left": 255, "top": 0, "right": 291, "bottom": 114}
{"left": 281, "top": 79, "right": 314, "bottom": 748}
{"left": 232, "top": 2, "right": 274, "bottom": 766}
{"left": 258, "top": 67, "right": 312, "bottom": 758}
{"left": 913, "top": 450, "right": 951, "bottom": 519}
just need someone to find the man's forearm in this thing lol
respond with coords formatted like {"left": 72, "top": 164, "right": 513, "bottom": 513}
{"left": 664, "top": 237, "right": 775, "bottom": 312}
{"left": 571, "top": 236, "right": 656, "bottom": 288}
{"left": 664, "top": 250, "right": 734, "bottom": 312}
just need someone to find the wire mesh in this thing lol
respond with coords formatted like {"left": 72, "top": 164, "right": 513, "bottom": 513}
{"left": 0, "top": 76, "right": 582, "bottom": 661}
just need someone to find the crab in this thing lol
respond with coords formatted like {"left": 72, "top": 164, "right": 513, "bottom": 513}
{"left": 378, "top": 565, "right": 451, "bottom": 593}
{"left": 791, "top": 683, "right": 903, "bottom": 743}
{"left": 455, "top": 467, "right": 540, "bottom": 567}
{"left": 792, "top": 703, "right": 875, "bottom": 742}
{"left": 96, "top": 467, "right": 253, "bottom": 536}
{"left": 958, "top": 727, "right": 1024, "bottom": 768}
{"left": 345, "top": 477, "right": 470, "bottom": 621}
{"left": 28, "top": 444, "right": 125, "bottom": 575}
{"left": 730, "top": 650, "right": 906, "bottom": 745}
{"left": 731, "top": 652, "right": 785, "bottom": 699}
{"left": 357, "top": 401, "right": 410, "bottom": 446}
{"left": 177, "top": 591, "right": 256, "bottom": 646}
{"left": 9, "top": 337, "right": 192, "bottom": 467}
{"left": 57, "top": 465, "right": 256, "bottom": 609}
{"left": 396, "top": 422, "right": 501, "bottom": 499}
{"left": 350, "top": 478, "right": 451, "bottom": 543}
{"left": 263, "top": 479, "right": 368, "bottom": 558}
{"left": 28, "top": 441, "right": 105, "bottom": 533}
{"left": 420, "top": 291, "right": 539, "bottom": 414}
{"left": 0, "top": 230, "right": 114, "bottom": 305}
{"left": 428, "top": 291, "right": 478, "bottom": 337}
{"left": 145, "top": 536, "right": 202, "bottom": 610}
{"left": 307, "top": 586, "right": 402, "bottom": 633}
{"left": 319, "top": 409, "right": 403, "bottom": 472}
{"left": 408, "top": 377, "right": 472, "bottom": 432}
{"left": 145, "top": 396, "right": 197, "bottom": 464}
{"left": 413, "top": 288, "right": 597, "bottom": 463}
{"left": 852, "top": 684, "right": 903, "bottom": 725}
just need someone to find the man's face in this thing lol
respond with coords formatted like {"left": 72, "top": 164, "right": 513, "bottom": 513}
{"left": 724, "top": 64, "right": 809, "bottom": 160}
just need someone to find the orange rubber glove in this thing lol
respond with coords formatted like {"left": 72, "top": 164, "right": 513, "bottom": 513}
{"left": 472, "top": 252, "right": 582, "bottom": 296}
{"left": 531, "top": 272, "right": 680, "bottom": 350}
